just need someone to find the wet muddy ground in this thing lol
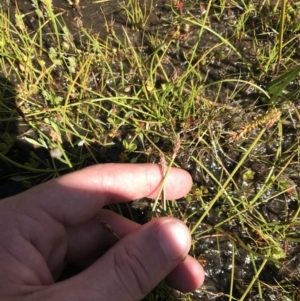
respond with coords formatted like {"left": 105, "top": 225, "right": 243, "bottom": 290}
{"left": 1, "top": 0, "right": 300, "bottom": 300}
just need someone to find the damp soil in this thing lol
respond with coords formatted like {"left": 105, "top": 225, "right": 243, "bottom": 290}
{"left": 0, "top": 1, "right": 300, "bottom": 300}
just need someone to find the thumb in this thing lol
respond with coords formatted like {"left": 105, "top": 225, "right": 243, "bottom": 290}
{"left": 43, "top": 218, "right": 191, "bottom": 301}
{"left": 79, "top": 218, "right": 190, "bottom": 301}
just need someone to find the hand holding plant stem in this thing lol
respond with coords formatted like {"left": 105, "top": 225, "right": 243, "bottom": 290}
{"left": 0, "top": 164, "right": 204, "bottom": 300}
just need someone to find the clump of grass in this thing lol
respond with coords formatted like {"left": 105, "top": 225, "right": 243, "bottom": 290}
{"left": 1, "top": 0, "right": 300, "bottom": 300}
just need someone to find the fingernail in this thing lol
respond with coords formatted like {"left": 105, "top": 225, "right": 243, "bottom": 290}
{"left": 156, "top": 221, "right": 189, "bottom": 261}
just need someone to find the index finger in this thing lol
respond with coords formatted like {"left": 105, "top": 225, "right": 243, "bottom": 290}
{"left": 13, "top": 163, "right": 192, "bottom": 226}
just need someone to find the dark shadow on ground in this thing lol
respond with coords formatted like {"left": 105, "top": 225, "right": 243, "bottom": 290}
{"left": 0, "top": 76, "right": 25, "bottom": 198}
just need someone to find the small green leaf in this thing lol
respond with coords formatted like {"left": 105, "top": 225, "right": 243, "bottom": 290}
{"left": 50, "top": 120, "right": 62, "bottom": 141}
{"left": 271, "top": 246, "right": 285, "bottom": 260}
{"left": 242, "top": 169, "right": 255, "bottom": 181}
{"left": 268, "top": 65, "right": 300, "bottom": 103}
{"left": 122, "top": 140, "right": 137, "bottom": 152}
{"left": 24, "top": 137, "right": 46, "bottom": 148}
{"left": 0, "top": 142, "right": 9, "bottom": 154}
{"left": 138, "top": 132, "right": 145, "bottom": 149}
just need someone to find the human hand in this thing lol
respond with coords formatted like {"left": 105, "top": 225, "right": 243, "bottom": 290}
{"left": 0, "top": 163, "right": 204, "bottom": 301}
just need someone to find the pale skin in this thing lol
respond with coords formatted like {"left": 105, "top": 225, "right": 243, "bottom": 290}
{"left": 0, "top": 163, "right": 205, "bottom": 301}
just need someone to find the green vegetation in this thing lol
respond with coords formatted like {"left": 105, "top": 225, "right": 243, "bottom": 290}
{"left": 0, "top": 0, "right": 300, "bottom": 300}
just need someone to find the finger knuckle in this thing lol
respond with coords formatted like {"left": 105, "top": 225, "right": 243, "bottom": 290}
{"left": 113, "top": 244, "right": 151, "bottom": 299}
